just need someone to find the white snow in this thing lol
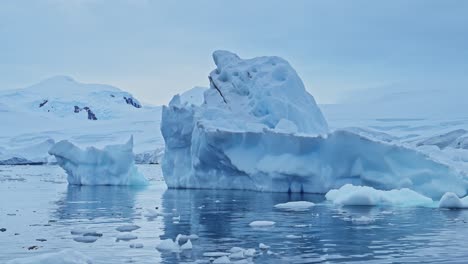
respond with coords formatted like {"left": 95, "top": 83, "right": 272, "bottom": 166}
{"left": 326, "top": 184, "right": 434, "bottom": 207}
{"left": 249, "top": 221, "right": 276, "bottom": 227}
{"left": 49, "top": 137, "right": 147, "bottom": 185}
{"left": 439, "top": 192, "right": 468, "bottom": 209}
{"left": 161, "top": 50, "right": 468, "bottom": 199}
{"left": 274, "top": 201, "right": 315, "bottom": 211}
{"left": 6, "top": 249, "right": 92, "bottom": 264}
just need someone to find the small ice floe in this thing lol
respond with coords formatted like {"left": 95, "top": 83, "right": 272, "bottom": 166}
{"left": 116, "top": 233, "right": 138, "bottom": 242}
{"left": 293, "top": 224, "right": 311, "bottom": 228}
{"left": 249, "top": 221, "right": 275, "bottom": 227}
{"left": 129, "top": 243, "right": 144, "bottom": 249}
{"left": 156, "top": 239, "right": 179, "bottom": 252}
{"left": 326, "top": 184, "right": 433, "bottom": 207}
{"left": 274, "top": 201, "right": 315, "bottom": 211}
{"left": 259, "top": 243, "right": 270, "bottom": 250}
{"left": 73, "top": 236, "right": 98, "bottom": 243}
{"left": 70, "top": 227, "right": 91, "bottom": 235}
{"left": 175, "top": 234, "right": 199, "bottom": 243}
{"left": 439, "top": 192, "right": 468, "bottom": 209}
{"left": 351, "top": 216, "right": 375, "bottom": 225}
{"left": 213, "top": 256, "right": 231, "bottom": 264}
{"left": 6, "top": 249, "right": 92, "bottom": 264}
{"left": 203, "top": 252, "right": 230, "bottom": 257}
{"left": 116, "top": 224, "right": 140, "bottom": 232}
{"left": 285, "top": 234, "right": 302, "bottom": 239}
{"left": 180, "top": 239, "right": 193, "bottom": 250}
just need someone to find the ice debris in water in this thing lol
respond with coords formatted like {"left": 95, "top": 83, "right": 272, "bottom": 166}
{"left": 129, "top": 243, "right": 144, "bottom": 249}
{"left": 116, "top": 224, "right": 140, "bottom": 232}
{"left": 274, "top": 201, "right": 315, "bottom": 211}
{"left": 249, "top": 221, "right": 276, "bottom": 227}
{"left": 49, "top": 136, "right": 147, "bottom": 185}
{"left": 73, "top": 236, "right": 98, "bottom": 243}
{"left": 326, "top": 184, "right": 434, "bottom": 207}
{"left": 116, "top": 233, "right": 138, "bottom": 242}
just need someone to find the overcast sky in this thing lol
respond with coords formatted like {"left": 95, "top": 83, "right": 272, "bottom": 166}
{"left": 1, "top": 0, "right": 467, "bottom": 105}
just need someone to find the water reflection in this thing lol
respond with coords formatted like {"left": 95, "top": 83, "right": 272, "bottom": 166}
{"left": 157, "top": 189, "right": 468, "bottom": 263}
{"left": 54, "top": 185, "right": 144, "bottom": 222}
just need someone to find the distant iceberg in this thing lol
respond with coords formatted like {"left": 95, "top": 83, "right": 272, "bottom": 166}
{"left": 161, "top": 50, "right": 468, "bottom": 199}
{"left": 49, "top": 136, "right": 147, "bottom": 185}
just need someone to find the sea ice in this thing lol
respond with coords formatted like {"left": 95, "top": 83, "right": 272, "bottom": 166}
{"left": 49, "top": 137, "right": 147, "bottom": 185}
{"left": 326, "top": 184, "right": 434, "bottom": 207}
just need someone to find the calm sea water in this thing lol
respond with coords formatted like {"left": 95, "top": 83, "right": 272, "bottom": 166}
{"left": 1, "top": 165, "right": 468, "bottom": 263}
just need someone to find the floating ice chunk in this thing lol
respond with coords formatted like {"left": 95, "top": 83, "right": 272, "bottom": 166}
{"left": 73, "top": 236, "right": 98, "bottom": 243}
{"left": 156, "top": 239, "right": 179, "bottom": 252}
{"left": 228, "top": 247, "right": 244, "bottom": 253}
{"left": 6, "top": 249, "right": 92, "bottom": 264}
{"left": 351, "top": 216, "right": 375, "bottom": 225}
{"left": 249, "top": 221, "right": 275, "bottom": 227}
{"left": 259, "top": 243, "right": 270, "bottom": 250}
{"left": 116, "top": 233, "right": 138, "bottom": 241}
{"left": 129, "top": 243, "right": 144, "bottom": 248}
{"left": 213, "top": 256, "right": 231, "bottom": 264}
{"left": 439, "top": 192, "right": 468, "bottom": 209}
{"left": 70, "top": 227, "right": 91, "bottom": 235}
{"left": 243, "top": 249, "right": 256, "bottom": 257}
{"left": 326, "top": 184, "right": 434, "bottom": 207}
{"left": 180, "top": 239, "right": 193, "bottom": 250}
{"left": 286, "top": 235, "right": 302, "bottom": 239}
{"left": 116, "top": 224, "right": 140, "bottom": 232}
{"left": 274, "top": 201, "right": 315, "bottom": 211}
{"left": 203, "top": 252, "right": 230, "bottom": 257}
{"left": 229, "top": 251, "right": 245, "bottom": 259}
{"left": 49, "top": 136, "right": 147, "bottom": 185}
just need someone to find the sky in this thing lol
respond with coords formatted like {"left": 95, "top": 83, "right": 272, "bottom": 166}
{"left": 1, "top": 0, "right": 467, "bottom": 105}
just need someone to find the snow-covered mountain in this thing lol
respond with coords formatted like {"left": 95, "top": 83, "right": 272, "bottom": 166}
{"left": 0, "top": 75, "right": 143, "bottom": 120}
{"left": 0, "top": 76, "right": 164, "bottom": 164}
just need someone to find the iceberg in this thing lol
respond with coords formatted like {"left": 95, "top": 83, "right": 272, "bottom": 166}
{"left": 49, "top": 137, "right": 147, "bottom": 185}
{"left": 161, "top": 50, "right": 468, "bottom": 199}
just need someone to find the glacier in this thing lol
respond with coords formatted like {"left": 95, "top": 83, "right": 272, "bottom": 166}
{"left": 161, "top": 50, "right": 468, "bottom": 199}
{"left": 48, "top": 136, "right": 147, "bottom": 185}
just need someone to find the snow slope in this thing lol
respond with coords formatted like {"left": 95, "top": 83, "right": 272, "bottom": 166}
{"left": 0, "top": 76, "right": 165, "bottom": 164}
{"left": 161, "top": 51, "right": 468, "bottom": 199}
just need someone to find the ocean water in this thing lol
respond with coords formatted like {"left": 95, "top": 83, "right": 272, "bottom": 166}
{"left": 1, "top": 165, "right": 468, "bottom": 263}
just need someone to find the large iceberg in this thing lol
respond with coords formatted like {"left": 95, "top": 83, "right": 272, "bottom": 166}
{"left": 49, "top": 137, "right": 147, "bottom": 185}
{"left": 161, "top": 51, "right": 468, "bottom": 199}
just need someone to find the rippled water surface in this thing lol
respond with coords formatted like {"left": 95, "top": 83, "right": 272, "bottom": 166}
{"left": 1, "top": 165, "right": 468, "bottom": 263}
